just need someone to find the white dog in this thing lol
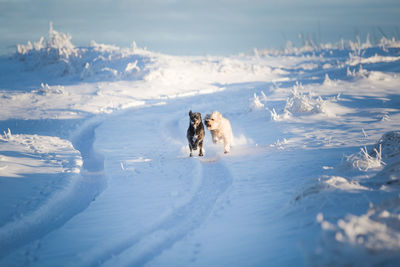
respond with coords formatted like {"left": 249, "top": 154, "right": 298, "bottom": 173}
{"left": 204, "top": 111, "right": 233, "bottom": 154}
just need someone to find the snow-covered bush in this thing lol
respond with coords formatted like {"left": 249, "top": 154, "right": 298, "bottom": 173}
{"left": 345, "top": 146, "right": 385, "bottom": 172}
{"left": 268, "top": 108, "right": 291, "bottom": 121}
{"left": 345, "top": 131, "right": 400, "bottom": 171}
{"left": 16, "top": 22, "right": 77, "bottom": 67}
{"left": 257, "top": 35, "right": 400, "bottom": 60}
{"left": 379, "top": 36, "right": 400, "bottom": 49}
{"left": 249, "top": 92, "right": 265, "bottom": 111}
{"left": 77, "top": 41, "right": 148, "bottom": 81}
{"left": 13, "top": 23, "right": 150, "bottom": 81}
{"left": 284, "top": 83, "right": 327, "bottom": 115}
{"left": 268, "top": 83, "right": 331, "bottom": 121}
{"left": 34, "top": 83, "right": 65, "bottom": 96}
{"left": 1, "top": 128, "right": 13, "bottom": 141}
{"left": 323, "top": 73, "right": 336, "bottom": 86}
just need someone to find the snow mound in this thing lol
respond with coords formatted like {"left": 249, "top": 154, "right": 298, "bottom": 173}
{"left": 347, "top": 53, "right": 400, "bottom": 66}
{"left": 269, "top": 83, "right": 333, "bottom": 121}
{"left": 295, "top": 175, "right": 369, "bottom": 201}
{"left": 0, "top": 129, "right": 82, "bottom": 178}
{"left": 14, "top": 23, "right": 151, "bottom": 81}
{"left": 317, "top": 197, "right": 400, "bottom": 260}
{"left": 15, "top": 22, "right": 77, "bottom": 75}
{"left": 323, "top": 176, "right": 369, "bottom": 192}
{"left": 16, "top": 22, "right": 77, "bottom": 63}
{"left": 285, "top": 83, "right": 327, "bottom": 114}
{"left": 370, "top": 131, "right": 400, "bottom": 159}
{"left": 314, "top": 206, "right": 400, "bottom": 266}
{"left": 335, "top": 209, "right": 400, "bottom": 251}
{"left": 76, "top": 41, "right": 150, "bottom": 82}
{"left": 34, "top": 83, "right": 66, "bottom": 96}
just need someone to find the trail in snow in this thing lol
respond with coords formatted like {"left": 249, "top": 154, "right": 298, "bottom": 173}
{"left": 72, "top": 110, "right": 234, "bottom": 266}
{"left": 20, "top": 86, "right": 304, "bottom": 266}
{"left": 0, "top": 119, "right": 106, "bottom": 260}
{"left": 100, "top": 160, "right": 232, "bottom": 267}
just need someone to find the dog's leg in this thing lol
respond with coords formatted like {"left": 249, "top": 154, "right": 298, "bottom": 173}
{"left": 212, "top": 135, "right": 221, "bottom": 144}
{"left": 189, "top": 144, "right": 193, "bottom": 157}
{"left": 223, "top": 138, "right": 231, "bottom": 154}
{"left": 199, "top": 140, "right": 204, "bottom": 157}
{"left": 193, "top": 136, "right": 202, "bottom": 151}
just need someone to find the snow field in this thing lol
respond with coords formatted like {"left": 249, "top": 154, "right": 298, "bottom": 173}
{"left": 0, "top": 129, "right": 85, "bottom": 258}
{"left": 298, "top": 132, "right": 400, "bottom": 266}
{"left": 0, "top": 25, "right": 400, "bottom": 266}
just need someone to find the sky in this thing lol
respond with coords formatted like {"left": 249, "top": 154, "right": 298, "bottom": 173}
{"left": 0, "top": 0, "right": 399, "bottom": 55}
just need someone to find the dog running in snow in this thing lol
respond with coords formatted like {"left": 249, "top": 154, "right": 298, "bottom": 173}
{"left": 187, "top": 110, "right": 205, "bottom": 157}
{"left": 204, "top": 111, "right": 233, "bottom": 154}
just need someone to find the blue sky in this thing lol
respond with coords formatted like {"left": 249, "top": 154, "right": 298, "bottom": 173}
{"left": 0, "top": 0, "right": 399, "bottom": 55}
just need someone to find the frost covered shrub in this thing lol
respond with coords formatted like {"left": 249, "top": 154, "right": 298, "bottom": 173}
{"left": 79, "top": 42, "right": 146, "bottom": 81}
{"left": 249, "top": 92, "right": 266, "bottom": 111}
{"left": 344, "top": 131, "right": 400, "bottom": 172}
{"left": 249, "top": 93, "right": 264, "bottom": 110}
{"left": 34, "top": 83, "right": 65, "bottom": 96}
{"left": 268, "top": 108, "right": 291, "bottom": 121}
{"left": 1, "top": 128, "right": 12, "bottom": 140}
{"left": 347, "top": 66, "right": 369, "bottom": 78}
{"left": 16, "top": 22, "right": 77, "bottom": 67}
{"left": 379, "top": 36, "right": 400, "bottom": 49}
{"left": 323, "top": 74, "right": 336, "bottom": 86}
{"left": 345, "top": 146, "right": 385, "bottom": 172}
{"left": 14, "top": 23, "right": 149, "bottom": 81}
{"left": 284, "top": 82, "right": 327, "bottom": 115}
{"left": 268, "top": 83, "right": 329, "bottom": 121}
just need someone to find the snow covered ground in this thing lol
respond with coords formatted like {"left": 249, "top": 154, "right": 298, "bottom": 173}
{"left": 1, "top": 25, "right": 400, "bottom": 266}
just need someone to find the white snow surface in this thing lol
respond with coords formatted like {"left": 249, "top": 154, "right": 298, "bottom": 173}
{"left": 1, "top": 26, "right": 400, "bottom": 266}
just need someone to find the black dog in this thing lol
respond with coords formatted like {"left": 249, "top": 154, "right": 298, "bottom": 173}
{"left": 187, "top": 110, "right": 205, "bottom": 157}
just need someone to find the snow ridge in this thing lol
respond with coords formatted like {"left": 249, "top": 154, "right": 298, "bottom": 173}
{"left": 0, "top": 122, "right": 106, "bottom": 260}
{"left": 14, "top": 23, "right": 152, "bottom": 81}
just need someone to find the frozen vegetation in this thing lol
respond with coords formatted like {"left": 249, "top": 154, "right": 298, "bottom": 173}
{"left": 0, "top": 25, "right": 400, "bottom": 266}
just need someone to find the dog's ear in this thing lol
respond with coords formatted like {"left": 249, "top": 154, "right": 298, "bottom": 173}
{"left": 189, "top": 110, "right": 192, "bottom": 116}
{"left": 216, "top": 111, "right": 222, "bottom": 119}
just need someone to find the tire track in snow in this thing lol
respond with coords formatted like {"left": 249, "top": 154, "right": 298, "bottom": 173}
{"left": 0, "top": 121, "right": 107, "bottom": 260}
{"left": 76, "top": 118, "right": 233, "bottom": 266}
{"left": 104, "top": 159, "right": 232, "bottom": 267}
{"left": 76, "top": 159, "right": 232, "bottom": 267}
